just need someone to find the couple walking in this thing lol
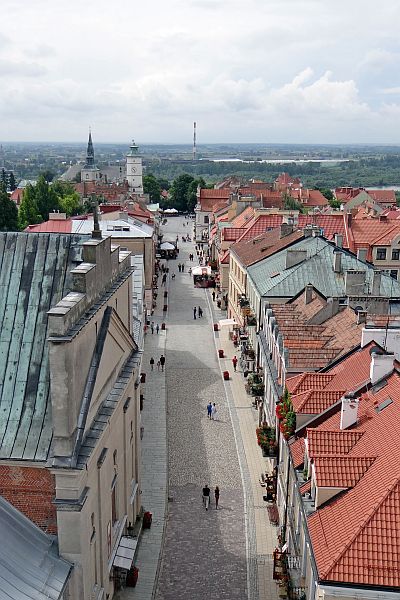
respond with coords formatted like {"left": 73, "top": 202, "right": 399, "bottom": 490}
{"left": 193, "top": 306, "right": 203, "bottom": 319}
{"left": 150, "top": 355, "right": 165, "bottom": 371}
{"left": 202, "top": 484, "right": 220, "bottom": 510}
{"left": 207, "top": 402, "right": 217, "bottom": 420}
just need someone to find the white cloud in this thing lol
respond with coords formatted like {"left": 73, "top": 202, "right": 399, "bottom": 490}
{"left": 0, "top": 0, "right": 400, "bottom": 142}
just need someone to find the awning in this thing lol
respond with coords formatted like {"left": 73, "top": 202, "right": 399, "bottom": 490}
{"left": 113, "top": 536, "right": 138, "bottom": 570}
{"left": 192, "top": 265, "right": 211, "bottom": 276}
{"left": 160, "top": 241, "right": 175, "bottom": 250}
{"left": 219, "top": 318, "right": 236, "bottom": 327}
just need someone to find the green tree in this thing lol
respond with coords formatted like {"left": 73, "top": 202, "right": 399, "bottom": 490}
{"left": 1, "top": 169, "right": 7, "bottom": 187}
{"left": 59, "top": 193, "right": 82, "bottom": 216}
{"left": 35, "top": 175, "right": 60, "bottom": 221}
{"left": 0, "top": 183, "right": 18, "bottom": 231}
{"left": 8, "top": 172, "right": 16, "bottom": 191}
{"left": 283, "top": 193, "right": 304, "bottom": 213}
{"left": 169, "top": 174, "right": 195, "bottom": 212}
{"left": 314, "top": 187, "right": 334, "bottom": 202}
{"left": 187, "top": 177, "right": 207, "bottom": 212}
{"left": 157, "top": 177, "right": 170, "bottom": 191}
{"left": 143, "top": 173, "right": 162, "bottom": 203}
{"left": 18, "top": 184, "right": 42, "bottom": 229}
{"left": 40, "top": 169, "right": 55, "bottom": 183}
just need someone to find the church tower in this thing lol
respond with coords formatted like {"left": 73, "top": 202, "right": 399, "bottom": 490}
{"left": 81, "top": 130, "right": 100, "bottom": 182}
{"left": 126, "top": 140, "right": 143, "bottom": 193}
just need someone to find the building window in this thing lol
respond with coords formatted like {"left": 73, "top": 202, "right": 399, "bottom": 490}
{"left": 392, "top": 249, "right": 400, "bottom": 260}
{"left": 204, "top": 215, "right": 209, "bottom": 224}
{"left": 390, "top": 270, "right": 398, "bottom": 280}
{"left": 376, "top": 248, "right": 387, "bottom": 260}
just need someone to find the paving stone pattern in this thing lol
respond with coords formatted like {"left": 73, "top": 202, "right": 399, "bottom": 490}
{"left": 154, "top": 220, "right": 247, "bottom": 600}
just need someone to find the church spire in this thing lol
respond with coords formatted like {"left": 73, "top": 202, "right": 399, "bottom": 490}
{"left": 85, "top": 129, "right": 95, "bottom": 168}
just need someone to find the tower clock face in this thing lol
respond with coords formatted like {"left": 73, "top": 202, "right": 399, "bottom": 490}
{"left": 131, "top": 166, "right": 137, "bottom": 173}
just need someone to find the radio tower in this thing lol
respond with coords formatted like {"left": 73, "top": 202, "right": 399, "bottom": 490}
{"left": 193, "top": 121, "right": 197, "bottom": 160}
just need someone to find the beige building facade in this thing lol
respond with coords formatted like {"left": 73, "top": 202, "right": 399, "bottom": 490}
{"left": 48, "top": 236, "right": 142, "bottom": 599}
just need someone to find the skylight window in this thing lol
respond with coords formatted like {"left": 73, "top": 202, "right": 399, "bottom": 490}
{"left": 375, "top": 397, "right": 393, "bottom": 413}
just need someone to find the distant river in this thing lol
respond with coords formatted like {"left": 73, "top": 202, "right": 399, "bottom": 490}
{"left": 206, "top": 158, "right": 351, "bottom": 164}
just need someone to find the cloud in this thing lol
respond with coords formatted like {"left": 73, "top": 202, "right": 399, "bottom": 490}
{"left": 0, "top": 59, "right": 46, "bottom": 77}
{"left": 359, "top": 49, "right": 399, "bottom": 72}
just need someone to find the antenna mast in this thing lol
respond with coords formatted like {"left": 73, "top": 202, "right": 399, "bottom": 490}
{"left": 193, "top": 121, "right": 197, "bottom": 160}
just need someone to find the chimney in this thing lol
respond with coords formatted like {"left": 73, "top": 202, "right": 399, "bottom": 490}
{"left": 372, "top": 270, "right": 382, "bottom": 296}
{"left": 357, "top": 248, "right": 367, "bottom": 262}
{"left": 357, "top": 309, "right": 367, "bottom": 325}
{"left": 345, "top": 270, "right": 366, "bottom": 296}
{"left": 305, "top": 284, "right": 313, "bottom": 305}
{"left": 91, "top": 201, "right": 102, "bottom": 240}
{"left": 340, "top": 393, "right": 359, "bottom": 430}
{"left": 280, "top": 222, "right": 294, "bottom": 238}
{"left": 333, "top": 249, "right": 342, "bottom": 273}
{"left": 303, "top": 225, "right": 314, "bottom": 238}
{"left": 370, "top": 352, "right": 394, "bottom": 384}
{"left": 346, "top": 211, "right": 353, "bottom": 227}
{"left": 286, "top": 249, "right": 307, "bottom": 269}
{"left": 334, "top": 233, "right": 343, "bottom": 248}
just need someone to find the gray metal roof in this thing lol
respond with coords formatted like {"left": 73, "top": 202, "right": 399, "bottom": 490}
{"left": 247, "top": 236, "right": 400, "bottom": 299}
{"left": 0, "top": 495, "right": 72, "bottom": 600}
{"left": 0, "top": 232, "right": 89, "bottom": 462}
{"left": 76, "top": 350, "right": 140, "bottom": 469}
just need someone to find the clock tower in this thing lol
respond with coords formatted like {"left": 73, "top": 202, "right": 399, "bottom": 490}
{"left": 126, "top": 140, "right": 143, "bottom": 193}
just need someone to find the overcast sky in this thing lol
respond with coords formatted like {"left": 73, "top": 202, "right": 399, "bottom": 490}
{"left": 1, "top": 0, "right": 400, "bottom": 144}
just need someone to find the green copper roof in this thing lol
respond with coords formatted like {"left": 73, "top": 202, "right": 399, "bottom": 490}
{"left": 247, "top": 236, "right": 400, "bottom": 299}
{"left": 0, "top": 232, "right": 89, "bottom": 462}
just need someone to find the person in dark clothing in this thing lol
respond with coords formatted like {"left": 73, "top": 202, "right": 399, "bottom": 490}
{"left": 160, "top": 355, "right": 166, "bottom": 372}
{"left": 193, "top": 306, "right": 197, "bottom": 320}
{"left": 198, "top": 306, "right": 203, "bottom": 318}
{"left": 150, "top": 357, "right": 155, "bottom": 371}
{"left": 202, "top": 484, "right": 211, "bottom": 510}
{"left": 212, "top": 291, "right": 216, "bottom": 302}
{"left": 214, "top": 486, "right": 220, "bottom": 509}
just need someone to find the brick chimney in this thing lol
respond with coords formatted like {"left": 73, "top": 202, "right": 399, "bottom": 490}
{"left": 333, "top": 249, "right": 342, "bottom": 273}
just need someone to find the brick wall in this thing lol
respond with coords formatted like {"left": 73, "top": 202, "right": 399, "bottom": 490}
{"left": 0, "top": 466, "right": 57, "bottom": 534}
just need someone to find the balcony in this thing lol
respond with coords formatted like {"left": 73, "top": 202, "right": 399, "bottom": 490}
{"left": 273, "top": 550, "right": 306, "bottom": 600}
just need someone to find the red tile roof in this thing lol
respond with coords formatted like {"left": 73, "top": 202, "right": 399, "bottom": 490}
{"left": 25, "top": 220, "right": 73, "bottom": 233}
{"left": 198, "top": 188, "right": 230, "bottom": 212}
{"left": 291, "top": 389, "right": 345, "bottom": 414}
{"left": 290, "top": 362, "right": 400, "bottom": 588}
{"left": 313, "top": 455, "right": 376, "bottom": 488}
{"left": 10, "top": 188, "right": 24, "bottom": 205}
{"left": 289, "top": 437, "right": 305, "bottom": 468}
{"left": 230, "top": 206, "right": 255, "bottom": 228}
{"left": 231, "top": 229, "right": 303, "bottom": 267}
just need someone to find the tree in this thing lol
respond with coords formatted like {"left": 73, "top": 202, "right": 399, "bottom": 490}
{"left": 187, "top": 177, "right": 206, "bottom": 212}
{"left": 283, "top": 193, "right": 304, "bottom": 213}
{"left": 143, "top": 173, "right": 162, "bottom": 203}
{"left": 35, "top": 175, "right": 60, "bottom": 221}
{"left": 314, "top": 187, "right": 334, "bottom": 202}
{"left": 0, "top": 169, "right": 7, "bottom": 187}
{"left": 169, "top": 174, "right": 195, "bottom": 212}
{"left": 157, "top": 177, "right": 170, "bottom": 191}
{"left": 18, "top": 184, "right": 42, "bottom": 229}
{"left": 0, "top": 183, "right": 18, "bottom": 231}
{"left": 40, "top": 169, "right": 55, "bottom": 183}
{"left": 8, "top": 172, "right": 16, "bottom": 191}
{"left": 59, "top": 193, "right": 82, "bottom": 216}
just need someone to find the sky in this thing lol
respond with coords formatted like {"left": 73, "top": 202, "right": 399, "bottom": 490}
{"left": 1, "top": 0, "right": 400, "bottom": 144}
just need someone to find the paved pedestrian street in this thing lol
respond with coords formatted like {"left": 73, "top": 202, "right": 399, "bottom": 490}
{"left": 121, "top": 216, "right": 279, "bottom": 600}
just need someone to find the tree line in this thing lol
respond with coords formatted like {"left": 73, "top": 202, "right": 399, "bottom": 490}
{"left": 0, "top": 176, "right": 82, "bottom": 231}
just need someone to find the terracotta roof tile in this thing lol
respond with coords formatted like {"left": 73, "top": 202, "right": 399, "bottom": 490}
{"left": 289, "top": 437, "right": 305, "bottom": 468}
{"left": 307, "top": 429, "right": 364, "bottom": 457}
{"left": 291, "top": 389, "right": 345, "bottom": 414}
{"left": 231, "top": 229, "right": 303, "bottom": 267}
{"left": 314, "top": 455, "right": 376, "bottom": 487}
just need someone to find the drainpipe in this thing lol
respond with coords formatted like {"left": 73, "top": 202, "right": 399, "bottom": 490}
{"left": 281, "top": 451, "right": 291, "bottom": 545}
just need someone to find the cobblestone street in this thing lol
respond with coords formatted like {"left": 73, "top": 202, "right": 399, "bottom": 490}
{"left": 155, "top": 219, "right": 247, "bottom": 600}
{"left": 123, "top": 216, "right": 279, "bottom": 600}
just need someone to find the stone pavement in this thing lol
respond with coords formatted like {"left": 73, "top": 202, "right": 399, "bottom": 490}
{"left": 117, "top": 216, "right": 279, "bottom": 600}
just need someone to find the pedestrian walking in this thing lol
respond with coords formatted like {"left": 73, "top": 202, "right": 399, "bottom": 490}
{"left": 156, "top": 323, "right": 160, "bottom": 335}
{"left": 232, "top": 356, "right": 238, "bottom": 371}
{"left": 202, "top": 484, "right": 211, "bottom": 510}
{"left": 198, "top": 306, "right": 203, "bottom": 318}
{"left": 212, "top": 291, "right": 216, "bottom": 302}
{"left": 214, "top": 486, "right": 220, "bottom": 509}
{"left": 160, "top": 355, "right": 166, "bottom": 372}
{"left": 207, "top": 401, "right": 212, "bottom": 419}
{"left": 182, "top": 264, "right": 185, "bottom": 273}
{"left": 211, "top": 402, "right": 217, "bottom": 420}
{"left": 150, "top": 357, "right": 155, "bottom": 371}
{"left": 178, "top": 263, "right": 181, "bottom": 273}
{"left": 157, "top": 360, "right": 161, "bottom": 371}
{"left": 193, "top": 306, "right": 197, "bottom": 320}
{"left": 151, "top": 321, "right": 154, "bottom": 334}
{"left": 171, "top": 273, "right": 176, "bottom": 279}
{"left": 162, "top": 273, "right": 167, "bottom": 285}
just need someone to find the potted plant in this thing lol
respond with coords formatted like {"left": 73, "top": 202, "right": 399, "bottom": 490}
{"left": 218, "top": 349, "right": 224, "bottom": 358}
{"left": 223, "top": 370, "right": 230, "bottom": 380}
